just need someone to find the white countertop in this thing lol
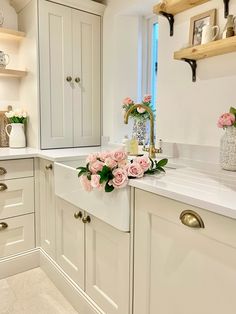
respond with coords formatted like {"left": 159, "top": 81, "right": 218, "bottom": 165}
{"left": 1, "top": 147, "right": 236, "bottom": 220}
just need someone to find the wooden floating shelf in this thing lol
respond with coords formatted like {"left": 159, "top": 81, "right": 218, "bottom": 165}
{"left": 0, "top": 27, "right": 25, "bottom": 40}
{"left": 153, "top": 0, "right": 210, "bottom": 16}
{"left": 174, "top": 36, "right": 236, "bottom": 61}
{"left": 0, "top": 68, "right": 27, "bottom": 78}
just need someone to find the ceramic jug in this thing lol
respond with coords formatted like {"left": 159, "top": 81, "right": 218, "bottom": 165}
{"left": 222, "top": 15, "right": 236, "bottom": 38}
{"left": 5, "top": 123, "right": 26, "bottom": 148}
{"left": 0, "top": 51, "right": 10, "bottom": 68}
{"left": 201, "top": 25, "right": 220, "bottom": 44}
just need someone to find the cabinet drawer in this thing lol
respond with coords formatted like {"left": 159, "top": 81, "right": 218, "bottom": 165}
{"left": 136, "top": 189, "right": 236, "bottom": 249}
{"left": 0, "top": 213, "right": 35, "bottom": 258}
{"left": 0, "top": 159, "right": 34, "bottom": 180}
{"left": 0, "top": 177, "right": 34, "bottom": 219}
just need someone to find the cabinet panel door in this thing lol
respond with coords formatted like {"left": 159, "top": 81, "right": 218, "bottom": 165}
{"left": 39, "top": 1, "right": 73, "bottom": 149}
{"left": 56, "top": 198, "right": 84, "bottom": 289}
{"left": 134, "top": 189, "right": 236, "bottom": 314}
{"left": 39, "top": 159, "right": 55, "bottom": 258}
{"left": 72, "top": 10, "right": 101, "bottom": 147}
{"left": 86, "top": 215, "right": 130, "bottom": 314}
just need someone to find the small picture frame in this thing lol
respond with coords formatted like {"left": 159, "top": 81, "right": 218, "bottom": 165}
{"left": 189, "top": 9, "right": 216, "bottom": 46}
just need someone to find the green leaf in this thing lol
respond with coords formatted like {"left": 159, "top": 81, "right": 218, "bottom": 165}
{"left": 158, "top": 167, "right": 165, "bottom": 173}
{"left": 156, "top": 158, "right": 168, "bottom": 168}
{"left": 229, "top": 107, "right": 236, "bottom": 115}
{"left": 99, "top": 165, "right": 114, "bottom": 184}
{"left": 105, "top": 182, "right": 114, "bottom": 193}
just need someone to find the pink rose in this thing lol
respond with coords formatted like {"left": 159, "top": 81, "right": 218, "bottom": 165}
{"left": 86, "top": 153, "right": 98, "bottom": 164}
{"left": 111, "top": 168, "right": 128, "bottom": 189}
{"left": 80, "top": 176, "right": 92, "bottom": 192}
{"left": 123, "top": 97, "right": 134, "bottom": 105}
{"left": 137, "top": 106, "right": 146, "bottom": 114}
{"left": 111, "top": 149, "right": 127, "bottom": 162}
{"left": 134, "top": 156, "right": 151, "bottom": 172}
{"left": 217, "top": 113, "right": 235, "bottom": 128}
{"left": 89, "top": 160, "right": 104, "bottom": 174}
{"left": 118, "top": 159, "right": 128, "bottom": 168}
{"left": 105, "top": 157, "right": 117, "bottom": 169}
{"left": 126, "top": 162, "right": 144, "bottom": 178}
{"left": 143, "top": 94, "right": 151, "bottom": 103}
{"left": 99, "top": 151, "right": 111, "bottom": 161}
{"left": 91, "top": 174, "right": 102, "bottom": 189}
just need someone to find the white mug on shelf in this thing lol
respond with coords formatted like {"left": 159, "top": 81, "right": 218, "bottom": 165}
{"left": 201, "top": 25, "right": 220, "bottom": 44}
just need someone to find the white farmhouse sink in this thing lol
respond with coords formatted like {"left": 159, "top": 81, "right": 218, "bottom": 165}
{"left": 54, "top": 159, "right": 131, "bottom": 232}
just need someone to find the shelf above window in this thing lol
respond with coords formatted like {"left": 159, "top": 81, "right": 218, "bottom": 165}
{"left": 0, "top": 27, "right": 25, "bottom": 41}
{"left": 0, "top": 68, "right": 27, "bottom": 78}
{"left": 174, "top": 36, "right": 236, "bottom": 81}
{"left": 153, "top": 0, "right": 210, "bottom": 15}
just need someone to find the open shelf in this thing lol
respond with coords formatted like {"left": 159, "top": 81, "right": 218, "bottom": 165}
{"left": 0, "top": 27, "right": 25, "bottom": 40}
{"left": 174, "top": 36, "right": 236, "bottom": 60}
{"left": 0, "top": 68, "right": 27, "bottom": 78}
{"left": 154, "top": 0, "right": 230, "bottom": 36}
{"left": 153, "top": 0, "right": 210, "bottom": 15}
{"left": 174, "top": 36, "right": 236, "bottom": 81}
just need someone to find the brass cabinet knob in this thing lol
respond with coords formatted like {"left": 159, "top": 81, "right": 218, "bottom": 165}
{"left": 75, "top": 77, "right": 80, "bottom": 83}
{"left": 0, "top": 183, "right": 8, "bottom": 192}
{"left": 66, "top": 76, "right": 72, "bottom": 82}
{"left": 180, "top": 210, "right": 205, "bottom": 229}
{"left": 0, "top": 167, "right": 7, "bottom": 175}
{"left": 82, "top": 215, "right": 91, "bottom": 224}
{"left": 0, "top": 222, "right": 8, "bottom": 231}
{"left": 45, "top": 164, "right": 53, "bottom": 170}
{"left": 74, "top": 211, "right": 82, "bottom": 219}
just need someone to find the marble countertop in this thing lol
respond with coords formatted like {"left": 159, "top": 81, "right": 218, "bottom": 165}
{"left": 1, "top": 147, "right": 236, "bottom": 220}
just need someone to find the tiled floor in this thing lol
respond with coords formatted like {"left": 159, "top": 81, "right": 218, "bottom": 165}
{"left": 0, "top": 268, "right": 78, "bottom": 314}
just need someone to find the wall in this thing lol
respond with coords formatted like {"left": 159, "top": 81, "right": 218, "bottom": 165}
{"left": 103, "top": 0, "right": 236, "bottom": 147}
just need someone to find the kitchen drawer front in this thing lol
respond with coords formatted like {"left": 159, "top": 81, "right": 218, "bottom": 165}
{"left": 0, "top": 159, "right": 34, "bottom": 180}
{"left": 0, "top": 177, "right": 34, "bottom": 219}
{"left": 135, "top": 189, "right": 236, "bottom": 249}
{"left": 0, "top": 213, "right": 35, "bottom": 258}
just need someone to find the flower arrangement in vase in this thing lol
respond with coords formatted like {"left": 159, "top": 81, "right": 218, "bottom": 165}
{"left": 5, "top": 109, "right": 27, "bottom": 148}
{"left": 217, "top": 107, "right": 236, "bottom": 171}
{"left": 77, "top": 148, "right": 168, "bottom": 193}
{"left": 122, "top": 95, "right": 154, "bottom": 144}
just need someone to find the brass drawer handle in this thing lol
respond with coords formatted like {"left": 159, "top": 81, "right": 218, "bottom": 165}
{"left": 66, "top": 76, "right": 72, "bottom": 82}
{"left": 0, "top": 222, "right": 8, "bottom": 231}
{"left": 45, "top": 164, "right": 53, "bottom": 170}
{"left": 0, "top": 183, "right": 8, "bottom": 192}
{"left": 0, "top": 167, "right": 7, "bottom": 175}
{"left": 82, "top": 215, "right": 91, "bottom": 224}
{"left": 75, "top": 77, "right": 80, "bottom": 83}
{"left": 180, "top": 210, "right": 205, "bottom": 229}
{"left": 74, "top": 211, "right": 82, "bottom": 219}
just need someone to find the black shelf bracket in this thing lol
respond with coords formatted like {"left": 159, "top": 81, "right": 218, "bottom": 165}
{"left": 224, "top": 0, "right": 230, "bottom": 18}
{"left": 182, "top": 58, "right": 197, "bottom": 82}
{"left": 160, "top": 11, "right": 174, "bottom": 36}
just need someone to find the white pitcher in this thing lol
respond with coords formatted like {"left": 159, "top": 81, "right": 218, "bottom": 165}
{"left": 5, "top": 123, "right": 26, "bottom": 148}
{"left": 201, "top": 25, "right": 220, "bottom": 44}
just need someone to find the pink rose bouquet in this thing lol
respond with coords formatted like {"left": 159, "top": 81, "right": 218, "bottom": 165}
{"left": 122, "top": 94, "right": 154, "bottom": 121}
{"left": 217, "top": 108, "right": 236, "bottom": 129}
{"left": 77, "top": 149, "right": 168, "bottom": 193}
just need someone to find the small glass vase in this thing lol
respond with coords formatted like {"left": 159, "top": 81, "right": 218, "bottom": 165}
{"left": 132, "top": 118, "right": 148, "bottom": 145}
{"left": 220, "top": 126, "right": 236, "bottom": 171}
{"left": 5, "top": 123, "right": 26, "bottom": 148}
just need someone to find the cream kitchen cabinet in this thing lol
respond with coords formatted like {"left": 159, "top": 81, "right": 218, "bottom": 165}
{"left": 133, "top": 189, "right": 236, "bottom": 314}
{"left": 39, "top": 0, "right": 101, "bottom": 149}
{"left": 39, "top": 159, "right": 56, "bottom": 258}
{"left": 55, "top": 197, "right": 130, "bottom": 314}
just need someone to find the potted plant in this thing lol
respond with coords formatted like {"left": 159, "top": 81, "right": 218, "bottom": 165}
{"left": 5, "top": 109, "right": 27, "bottom": 148}
{"left": 217, "top": 107, "right": 236, "bottom": 171}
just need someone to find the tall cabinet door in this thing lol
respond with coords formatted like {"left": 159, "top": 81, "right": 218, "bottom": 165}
{"left": 39, "top": 1, "right": 73, "bottom": 149}
{"left": 85, "top": 215, "right": 130, "bottom": 314}
{"left": 72, "top": 10, "right": 101, "bottom": 147}
{"left": 39, "top": 159, "right": 56, "bottom": 258}
{"left": 56, "top": 198, "right": 85, "bottom": 289}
